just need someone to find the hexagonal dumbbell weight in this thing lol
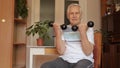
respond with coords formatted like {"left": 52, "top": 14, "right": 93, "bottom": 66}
{"left": 48, "top": 21, "right": 67, "bottom": 30}
{"left": 71, "top": 21, "right": 94, "bottom": 31}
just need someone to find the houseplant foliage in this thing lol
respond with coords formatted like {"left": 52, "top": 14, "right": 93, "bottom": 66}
{"left": 26, "top": 20, "right": 51, "bottom": 45}
{"left": 16, "top": 0, "right": 28, "bottom": 18}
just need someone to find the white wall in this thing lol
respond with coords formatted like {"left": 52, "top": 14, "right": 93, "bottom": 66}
{"left": 26, "top": 0, "right": 40, "bottom": 46}
{"left": 87, "top": 0, "right": 101, "bottom": 30}
{"left": 79, "top": 0, "right": 101, "bottom": 30}
{"left": 55, "top": 0, "right": 65, "bottom": 24}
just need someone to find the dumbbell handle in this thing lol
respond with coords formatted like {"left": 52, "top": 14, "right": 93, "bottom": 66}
{"left": 49, "top": 21, "right": 67, "bottom": 30}
{"left": 72, "top": 21, "right": 94, "bottom": 31}
{"left": 49, "top": 21, "right": 94, "bottom": 31}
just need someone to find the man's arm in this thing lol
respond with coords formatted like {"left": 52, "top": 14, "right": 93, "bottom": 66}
{"left": 53, "top": 23, "right": 66, "bottom": 55}
{"left": 78, "top": 23, "right": 94, "bottom": 56}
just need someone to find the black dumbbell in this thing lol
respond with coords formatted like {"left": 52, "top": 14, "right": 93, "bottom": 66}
{"left": 49, "top": 21, "right": 67, "bottom": 30}
{"left": 71, "top": 21, "right": 94, "bottom": 31}
{"left": 87, "top": 21, "right": 94, "bottom": 27}
{"left": 48, "top": 21, "right": 54, "bottom": 27}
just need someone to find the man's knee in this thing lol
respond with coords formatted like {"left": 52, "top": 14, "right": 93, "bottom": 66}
{"left": 74, "top": 59, "right": 93, "bottom": 68}
{"left": 41, "top": 62, "right": 52, "bottom": 68}
{"left": 40, "top": 58, "right": 69, "bottom": 68}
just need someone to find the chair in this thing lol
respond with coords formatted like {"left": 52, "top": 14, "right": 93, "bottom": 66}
{"left": 37, "top": 32, "right": 102, "bottom": 68}
{"left": 93, "top": 32, "right": 102, "bottom": 68}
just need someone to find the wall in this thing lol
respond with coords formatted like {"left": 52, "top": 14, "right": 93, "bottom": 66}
{"left": 87, "top": 0, "right": 101, "bottom": 30}
{"left": 79, "top": 0, "right": 101, "bottom": 30}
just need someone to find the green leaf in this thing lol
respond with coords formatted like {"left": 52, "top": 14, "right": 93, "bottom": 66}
{"left": 26, "top": 25, "right": 33, "bottom": 30}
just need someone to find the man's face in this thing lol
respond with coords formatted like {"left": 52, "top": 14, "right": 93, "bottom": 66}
{"left": 67, "top": 6, "right": 81, "bottom": 25}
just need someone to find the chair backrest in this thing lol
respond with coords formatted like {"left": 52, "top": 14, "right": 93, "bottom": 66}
{"left": 93, "top": 32, "right": 102, "bottom": 68}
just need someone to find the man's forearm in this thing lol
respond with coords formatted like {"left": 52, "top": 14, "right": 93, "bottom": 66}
{"left": 55, "top": 34, "right": 66, "bottom": 55}
{"left": 80, "top": 32, "right": 94, "bottom": 56}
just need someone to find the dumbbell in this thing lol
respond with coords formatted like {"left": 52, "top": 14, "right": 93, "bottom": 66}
{"left": 49, "top": 21, "right": 94, "bottom": 31}
{"left": 49, "top": 21, "right": 67, "bottom": 30}
{"left": 72, "top": 21, "right": 94, "bottom": 31}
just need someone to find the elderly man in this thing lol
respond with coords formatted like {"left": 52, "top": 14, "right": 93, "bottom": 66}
{"left": 41, "top": 3, "right": 94, "bottom": 68}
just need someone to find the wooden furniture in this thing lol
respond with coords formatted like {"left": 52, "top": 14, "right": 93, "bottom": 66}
{"left": 28, "top": 32, "right": 102, "bottom": 68}
{"left": 0, "top": 0, "right": 27, "bottom": 68}
{"left": 101, "top": 0, "right": 117, "bottom": 17}
{"left": 101, "top": 0, "right": 107, "bottom": 16}
{"left": 102, "top": 11, "right": 120, "bottom": 43}
{"left": 0, "top": 0, "right": 14, "bottom": 68}
{"left": 102, "top": 43, "right": 120, "bottom": 68}
{"left": 13, "top": 0, "right": 27, "bottom": 68}
{"left": 101, "top": 10, "right": 120, "bottom": 68}
{"left": 93, "top": 32, "right": 102, "bottom": 68}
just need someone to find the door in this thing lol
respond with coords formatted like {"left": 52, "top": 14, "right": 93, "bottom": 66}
{"left": 0, "top": 0, "right": 14, "bottom": 68}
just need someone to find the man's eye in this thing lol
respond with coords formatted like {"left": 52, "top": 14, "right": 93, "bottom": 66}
{"left": 70, "top": 13, "right": 74, "bottom": 15}
{"left": 76, "top": 12, "right": 79, "bottom": 14}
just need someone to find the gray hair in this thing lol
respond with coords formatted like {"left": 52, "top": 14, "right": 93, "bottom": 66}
{"left": 66, "top": 3, "right": 82, "bottom": 19}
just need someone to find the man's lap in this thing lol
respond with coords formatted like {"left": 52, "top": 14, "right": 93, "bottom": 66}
{"left": 41, "top": 58, "right": 93, "bottom": 68}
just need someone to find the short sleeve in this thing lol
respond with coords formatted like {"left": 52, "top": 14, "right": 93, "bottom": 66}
{"left": 62, "top": 33, "right": 65, "bottom": 40}
{"left": 87, "top": 28, "right": 94, "bottom": 45}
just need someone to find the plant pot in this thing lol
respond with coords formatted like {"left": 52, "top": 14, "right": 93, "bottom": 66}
{"left": 18, "top": 16, "right": 23, "bottom": 19}
{"left": 37, "top": 38, "right": 43, "bottom": 46}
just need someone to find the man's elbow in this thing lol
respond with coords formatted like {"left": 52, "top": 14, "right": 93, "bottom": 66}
{"left": 57, "top": 49, "right": 65, "bottom": 55}
{"left": 84, "top": 49, "right": 93, "bottom": 56}
{"left": 85, "top": 52, "right": 92, "bottom": 56}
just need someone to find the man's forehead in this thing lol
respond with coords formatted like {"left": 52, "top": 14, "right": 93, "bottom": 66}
{"left": 69, "top": 6, "right": 80, "bottom": 12}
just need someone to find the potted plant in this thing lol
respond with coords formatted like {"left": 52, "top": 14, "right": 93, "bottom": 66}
{"left": 15, "top": 0, "right": 28, "bottom": 19}
{"left": 26, "top": 20, "right": 51, "bottom": 46}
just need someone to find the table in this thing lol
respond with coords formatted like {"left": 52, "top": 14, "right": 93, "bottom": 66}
{"left": 27, "top": 46, "right": 58, "bottom": 68}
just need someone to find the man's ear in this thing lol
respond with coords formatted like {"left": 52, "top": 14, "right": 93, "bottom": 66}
{"left": 67, "top": 13, "right": 69, "bottom": 19}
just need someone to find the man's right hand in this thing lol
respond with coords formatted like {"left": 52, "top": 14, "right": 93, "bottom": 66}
{"left": 53, "top": 23, "right": 62, "bottom": 36}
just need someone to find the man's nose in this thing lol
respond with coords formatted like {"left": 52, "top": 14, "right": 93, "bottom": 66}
{"left": 73, "top": 14, "right": 77, "bottom": 18}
